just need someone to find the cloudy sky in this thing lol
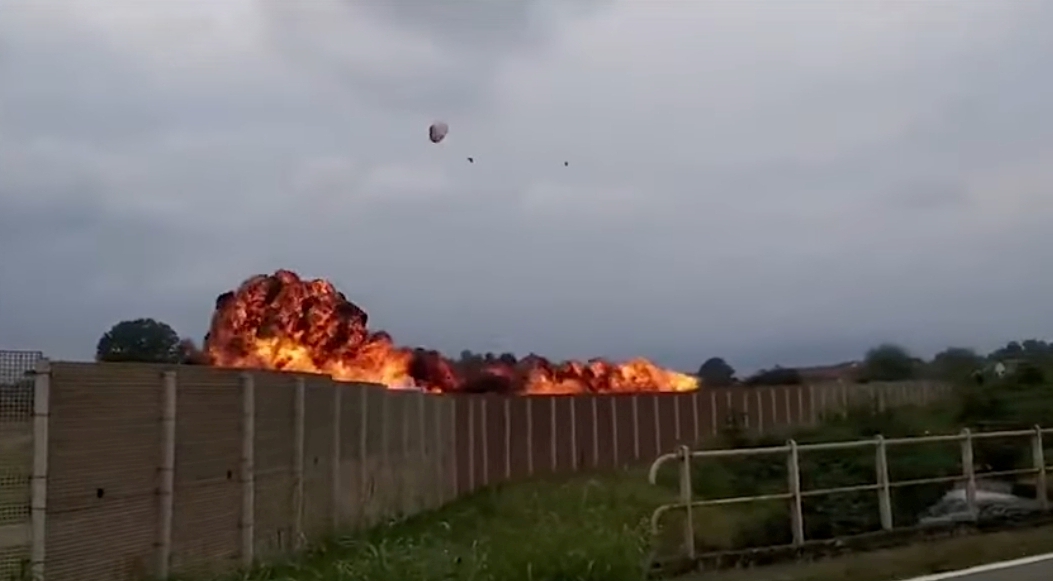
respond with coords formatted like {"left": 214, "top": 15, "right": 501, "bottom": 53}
{"left": 2, "top": 0, "right": 1053, "bottom": 374}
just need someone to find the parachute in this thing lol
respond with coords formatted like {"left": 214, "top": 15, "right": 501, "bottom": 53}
{"left": 428, "top": 121, "right": 449, "bottom": 144}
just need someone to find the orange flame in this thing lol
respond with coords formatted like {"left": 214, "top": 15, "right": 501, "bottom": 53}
{"left": 203, "top": 270, "right": 698, "bottom": 394}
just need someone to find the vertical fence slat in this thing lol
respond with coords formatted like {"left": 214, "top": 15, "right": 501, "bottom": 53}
{"left": 526, "top": 398, "right": 534, "bottom": 476}
{"left": 331, "top": 386, "right": 342, "bottom": 529}
{"left": 504, "top": 398, "right": 513, "bottom": 480}
{"left": 156, "top": 371, "right": 177, "bottom": 578}
{"left": 550, "top": 397, "right": 558, "bottom": 473}
{"left": 481, "top": 399, "right": 489, "bottom": 486}
{"left": 30, "top": 360, "right": 49, "bottom": 581}
{"left": 961, "top": 429, "right": 977, "bottom": 517}
{"left": 692, "top": 392, "right": 701, "bottom": 443}
{"left": 787, "top": 440, "right": 804, "bottom": 546}
{"left": 632, "top": 395, "right": 640, "bottom": 461}
{"left": 1034, "top": 426, "right": 1048, "bottom": 510}
{"left": 875, "top": 436, "right": 892, "bottom": 531}
{"left": 293, "top": 378, "right": 305, "bottom": 548}
{"left": 678, "top": 445, "right": 695, "bottom": 560}
{"left": 591, "top": 397, "right": 600, "bottom": 467}
{"left": 569, "top": 397, "right": 578, "bottom": 472}
{"left": 710, "top": 391, "right": 718, "bottom": 436}
{"left": 240, "top": 373, "right": 256, "bottom": 567}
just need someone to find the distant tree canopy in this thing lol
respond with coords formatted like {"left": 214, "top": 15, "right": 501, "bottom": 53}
{"left": 929, "top": 347, "right": 983, "bottom": 381}
{"left": 860, "top": 343, "right": 918, "bottom": 382}
{"left": 96, "top": 318, "right": 182, "bottom": 364}
{"left": 697, "top": 357, "right": 736, "bottom": 387}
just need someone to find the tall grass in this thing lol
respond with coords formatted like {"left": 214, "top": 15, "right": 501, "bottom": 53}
{"left": 184, "top": 472, "right": 673, "bottom": 581}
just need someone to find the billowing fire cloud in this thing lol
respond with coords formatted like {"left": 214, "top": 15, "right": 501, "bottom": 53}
{"left": 203, "top": 270, "right": 699, "bottom": 395}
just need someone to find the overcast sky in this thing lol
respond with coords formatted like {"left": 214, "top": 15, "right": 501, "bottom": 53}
{"left": 2, "top": 1, "right": 1052, "bottom": 374}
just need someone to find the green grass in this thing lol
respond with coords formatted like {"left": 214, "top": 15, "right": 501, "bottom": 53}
{"left": 183, "top": 470, "right": 677, "bottom": 581}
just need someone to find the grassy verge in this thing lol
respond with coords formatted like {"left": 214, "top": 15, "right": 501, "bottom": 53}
{"left": 185, "top": 470, "right": 674, "bottom": 581}
{"left": 678, "top": 523, "right": 1053, "bottom": 581}
{"left": 185, "top": 467, "right": 796, "bottom": 581}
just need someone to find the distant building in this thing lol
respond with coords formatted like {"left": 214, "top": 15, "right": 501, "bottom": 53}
{"left": 993, "top": 361, "right": 1007, "bottom": 378}
{"left": 796, "top": 361, "right": 862, "bottom": 383}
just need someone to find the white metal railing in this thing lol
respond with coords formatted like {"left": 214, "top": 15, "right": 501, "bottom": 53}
{"left": 647, "top": 426, "right": 1053, "bottom": 560}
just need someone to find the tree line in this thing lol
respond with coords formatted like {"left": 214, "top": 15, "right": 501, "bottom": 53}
{"left": 697, "top": 340, "right": 1053, "bottom": 387}
{"left": 93, "top": 318, "right": 1051, "bottom": 389}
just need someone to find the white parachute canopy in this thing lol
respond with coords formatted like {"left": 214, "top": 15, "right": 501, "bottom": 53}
{"left": 428, "top": 121, "right": 449, "bottom": 144}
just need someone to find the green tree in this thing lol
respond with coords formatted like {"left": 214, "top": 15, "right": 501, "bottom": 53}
{"left": 697, "top": 357, "right": 736, "bottom": 387}
{"left": 95, "top": 318, "right": 182, "bottom": 363}
{"left": 861, "top": 343, "right": 917, "bottom": 382}
{"left": 929, "top": 347, "right": 983, "bottom": 381}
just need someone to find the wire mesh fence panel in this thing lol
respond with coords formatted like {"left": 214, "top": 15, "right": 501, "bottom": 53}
{"left": 0, "top": 350, "right": 39, "bottom": 580}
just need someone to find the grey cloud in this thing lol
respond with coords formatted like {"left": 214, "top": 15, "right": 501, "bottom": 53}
{"left": 3, "top": 1, "right": 1053, "bottom": 374}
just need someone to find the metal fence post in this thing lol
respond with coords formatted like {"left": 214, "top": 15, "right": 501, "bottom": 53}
{"left": 960, "top": 428, "right": 977, "bottom": 518}
{"left": 504, "top": 398, "right": 513, "bottom": 480}
{"left": 157, "top": 371, "right": 177, "bottom": 579}
{"left": 293, "top": 378, "right": 305, "bottom": 547}
{"left": 874, "top": 435, "right": 893, "bottom": 531}
{"left": 239, "top": 372, "right": 256, "bottom": 567}
{"left": 787, "top": 440, "right": 805, "bottom": 546}
{"left": 1034, "top": 426, "right": 1048, "bottom": 511}
{"left": 30, "top": 359, "right": 50, "bottom": 581}
{"left": 331, "top": 385, "right": 342, "bottom": 528}
{"left": 481, "top": 398, "right": 489, "bottom": 485}
{"left": 678, "top": 445, "right": 695, "bottom": 560}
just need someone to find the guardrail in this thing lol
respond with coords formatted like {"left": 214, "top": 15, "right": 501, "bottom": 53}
{"left": 647, "top": 426, "right": 1053, "bottom": 560}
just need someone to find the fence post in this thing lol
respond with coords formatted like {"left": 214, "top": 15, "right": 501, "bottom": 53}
{"left": 504, "top": 398, "right": 513, "bottom": 480}
{"left": 331, "top": 385, "right": 342, "bottom": 529}
{"left": 481, "top": 398, "right": 489, "bottom": 485}
{"left": 678, "top": 445, "right": 696, "bottom": 560}
{"left": 359, "top": 388, "right": 371, "bottom": 521}
{"left": 550, "top": 397, "right": 558, "bottom": 472}
{"left": 710, "top": 391, "right": 718, "bottom": 436}
{"left": 239, "top": 372, "right": 256, "bottom": 567}
{"left": 1033, "top": 426, "right": 1048, "bottom": 511}
{"left": 770, "top": 388, "right": 777, "bottom": 428}
{"left": 874, "top": 435, "right": 893, "bottom": 531}
{"left": 808, "top": 384, "right": 817, "bottom": 425}
{"left": 591, "top": 397, "right": 600, "bottom": 467}
{"left": 448, "top": 393, "right": 457, "bottom": 492}
{"left": 417, "top": 391, "right": 426, "bottom": 508}
{"left": 692, "top": 392, "right": 701, "bottom": 443}
{"left": 653, "top": 396, "right": 661, "bottom": 457}
{"left": 30, "top": 360, "right": 50, "bottom": 581}
{"left": 468, "top": 397, "right": 476, "bottom": 491}
{"left": 960, "top": 428, "right": 977, "bottom": 518}
{"left": 293, "top": 378, "right": 305, "bottom": 547}
{"left": 610, "top": 397, "right": 620, "bottom": 467}
{"left": 525, "top": 397, "right": 534, "bottom": 476}
{"left": 632, "top": 395, "right": 640, "bottom": 461}
{"left": 754, "top": 390, "right": 763, "bottom": 434}
{"left": 569, "top": 397, "right": 578, "bottom": 471}
{"left": 433, "top": 395, "right": 444, "bottom": 507}
{"left": 786, "top": 440, "right": 804, "bottom": 546}
{"left": 673, "top": 395, "right": 681, "bottom": 443}
{"left": 156, "top": 371, "right": 177, "bottom": 579}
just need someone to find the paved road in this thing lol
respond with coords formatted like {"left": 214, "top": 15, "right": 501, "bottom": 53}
{"left": 909, "top": 555, "right": 1053, "bottom": 581}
